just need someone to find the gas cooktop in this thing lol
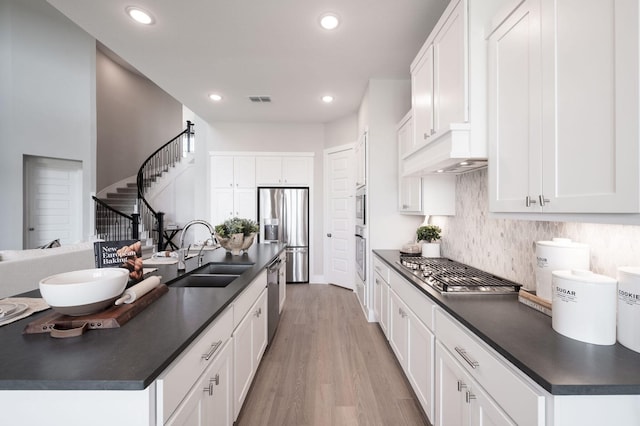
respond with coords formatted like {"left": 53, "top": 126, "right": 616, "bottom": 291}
{"left": 397, "top": 256, "right": 521, "bottom": 295}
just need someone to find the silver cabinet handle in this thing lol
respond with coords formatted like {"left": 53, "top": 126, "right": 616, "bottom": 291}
{"left": 398, "top": 307, "right": 408, "bottom": 318}
{"left": 430, "top": 128, "right": 436, "bottom": 135}
{"left": 424, "top": 132, "right": 429, "bottom": 140}
{"left": 327, "top": 233, "right": 332, "bottom": 237}
{"left": 254, "top": 307, "right": 262, "bottom": 317}
{"left": 457, "top": 380, "right": 467, "bottom": 392}
{"left": 539, "top": 194, "right": 550, "bottom": 206}
{"left": 455, "top": 346, "right": 479, "bottom": 369}
{"left": 203, "top": 374, "right": 220, "bottom": 396}
{"left": 375, "top": 278, "right": 381, "bottom": 286}
{"left": 466, "top": 390, "right": 476, "bottom": 403}
{"left": 525, "top": 196, "right": 537, "bottom": 207}
{"left": 202, "top": 340, "right": 223, "bottom": 361}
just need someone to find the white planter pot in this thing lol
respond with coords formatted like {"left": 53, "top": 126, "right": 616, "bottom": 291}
{"left": 422, "top": 242, "right": 440, "bottom": 257}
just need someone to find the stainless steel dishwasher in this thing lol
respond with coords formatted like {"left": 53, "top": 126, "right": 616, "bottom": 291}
{"left": 267, "top": 256, "right": 284, "bottom": 345}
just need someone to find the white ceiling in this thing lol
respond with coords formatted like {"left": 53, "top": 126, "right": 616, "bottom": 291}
{"left": 47, "top": 0, "right": 449, "bottom": 124}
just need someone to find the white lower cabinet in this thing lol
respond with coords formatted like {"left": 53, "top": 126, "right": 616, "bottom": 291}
{"left": 435, "top": 341, "right": 514, "bottom": 426}
{"left": 165, "top": 339, "right": 233, "bottom": 426}
{"left": 156, "top": 306, "right": 234, "bottom": 425}
{"left": 435, "top": 309, "right": 545, "bottom": 426}
{"left": 388, "top": 286, "right": 435, "bottom": 421}
{"left": 233, "top": 289, "right": 268, "bottom": 420}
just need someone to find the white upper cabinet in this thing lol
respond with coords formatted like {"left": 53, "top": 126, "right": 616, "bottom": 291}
{"left": 255, "top": 156, "right": 312, "bottom": 186}
{"left": 489, "top": 0, "right": 640, "bottom": 213}
{"left": 354, "top": 132, "right": 367, "bottom": 188}
{"left": 211, "top": 156, "right": 256, "bottom": 189}
{"left": 412, "top": 45, "right": 436, "bottom": 147}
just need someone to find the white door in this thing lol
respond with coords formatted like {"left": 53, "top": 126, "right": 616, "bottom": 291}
{"left": 323, "top": 145, "right": 354, "bottom": 289}
{"left": 24, "top": 156, "right": 82, "bottom": 248}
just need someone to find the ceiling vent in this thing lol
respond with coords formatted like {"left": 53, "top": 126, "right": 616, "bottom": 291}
{"left": 249, "top": 96, "right": 271, "bottom": 103}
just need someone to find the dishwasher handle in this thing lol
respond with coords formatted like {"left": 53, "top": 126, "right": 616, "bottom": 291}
{"left": 267, "top": 257, "right": 284, "bottom": 272}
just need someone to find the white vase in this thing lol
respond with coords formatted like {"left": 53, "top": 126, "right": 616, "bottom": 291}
{"left": 422, "top": 242, "right": 440, "bottom": 258}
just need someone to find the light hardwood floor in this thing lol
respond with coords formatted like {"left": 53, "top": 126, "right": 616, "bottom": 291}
{"left": 236, "top": 284, "right": 431, "bottom": 426}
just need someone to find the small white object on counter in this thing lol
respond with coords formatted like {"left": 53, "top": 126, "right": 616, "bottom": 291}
{"left": 535, "top": 238, "right": 590, "bottom": 301}
{"left": 617, "top": 267, "right": 640, "bottom": 353}
{"left": 552, "top": 269, "right": 617, "bottom": 345}
{"left": 115, "top": 275, "right": 161, "bottom": 305}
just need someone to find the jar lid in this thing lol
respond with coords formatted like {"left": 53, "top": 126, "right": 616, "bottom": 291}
{"left": 618, "top": 266, "right": 640, "bottom": 277}
{"left": 536, "top": 237, "right": 589, "bottom": 249}
{"left": 552, "top": 269, "right": 616, "bottom": 284}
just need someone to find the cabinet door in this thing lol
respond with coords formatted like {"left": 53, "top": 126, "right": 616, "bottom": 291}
{"left": 373, "top": 273, "right": 384, "bottom": 326}
{"left": 255, "top": 157, "right": 283, "bottom": 185}
{"left": 435, "top": 342, "right": 470, "bottom": 426}
{"left": 388, "top": 290, "right": 409, "bottom": 370}
{"left": 233, "top": 157, "right": 256, "bottom": 188}
{"left": 282, "top": 157, "right": 311, "bottom": 185}
{"left": 233, "top": 304, "right": 254, "bottom": 420}
{"left": 253, "top": 290, "right": 268, "bottom": 368}
{"left": 234, "top": 188, "right": 256, "bottom": 220}
{"left": 407, "top": 309, "right": 435, "bottom": 421}
{"left": 355, "top": 132, "right": 367, "bottom": 188}
{"left": 469, "top": 382, "right": 516, "bottom": 426}
{"left": 541, "top": 0, "right": 639, "bottom": 213}
{"left": 399, "top": 176, "right": 423, "bottom": 214}
{"left": 433, "top": 0, "right": 466, "bottom": 130}
{"left": 380, "top": 282, "right": 389, "bottom": 338}
{"left": 211, "top": 189, "right": 234, "bottom": 225}
{"left": 412, "top": 45, "right": 435, "bottom": 147}
{"left": 211, "top": 156, "right": 235, "bottom": 188}
{"left": 488, "top": 0, "right": 542, "bottom": 212}
{"left": 167, "top": 340, "right": 233, "bottom": 426}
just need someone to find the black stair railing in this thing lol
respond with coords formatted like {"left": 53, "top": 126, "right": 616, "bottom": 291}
{"left": 137, "top": 121, "right": 194, "bottom": 251}
{"left": 92, "top": 196, "right": 139, "bottom": 241}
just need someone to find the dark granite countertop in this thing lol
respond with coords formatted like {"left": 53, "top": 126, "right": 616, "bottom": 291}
{"left": 374, "top": 249, "right": 640, "bottom": 396}
{"left": 0, "top": 243, "right": 285, "bottom": 391}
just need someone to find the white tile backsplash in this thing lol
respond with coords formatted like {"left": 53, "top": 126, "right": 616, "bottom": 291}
{"left": 431, "top": 168, "right": 640, "bottom": 290}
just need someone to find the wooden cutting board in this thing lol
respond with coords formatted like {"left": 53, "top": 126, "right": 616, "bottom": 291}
{"left": 23, "top": 284, "right": 168, "bottom": 337}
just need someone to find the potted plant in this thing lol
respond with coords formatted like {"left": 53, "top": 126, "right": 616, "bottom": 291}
{"left": 417, "top": 224, "right": 442, "bottom": 257}
{"left": 214, "top": 217, "right": 259, "bottom": 255}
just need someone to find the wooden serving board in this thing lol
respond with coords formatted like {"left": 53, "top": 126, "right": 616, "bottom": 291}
{"left": 24, "top": 284, "right": 168, "bottom": 337}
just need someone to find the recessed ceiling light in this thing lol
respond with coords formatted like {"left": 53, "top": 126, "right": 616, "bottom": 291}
{"left": 126, "top": 7, "right": 154, "bottom": 25}
{"left": 321, "top": 95, "right": 334, "bottom": 103}
{"left": 209, "top": 93, "right": 223, "bottom": 102}
{"left": 319, "top": 13, "right": 340, "bottom": 30}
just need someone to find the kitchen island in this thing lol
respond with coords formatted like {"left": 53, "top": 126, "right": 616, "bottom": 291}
{"left": 374, "top": 249, "right": 640, "bottom": 426}
{"left": 0, "top": 243, "right": 285, "bottom": 424}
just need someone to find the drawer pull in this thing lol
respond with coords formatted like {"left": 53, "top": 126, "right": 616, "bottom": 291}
{"left": 254, "top": 307, "right": 262, "bottom": 317}
{"left": 457, "top": 380, "right": 467, "bottom": 392}
{"left": 455, "top": 346, "right": 479, "bottom": 369}
{"left": 204, "top": 382, "right": 214, "bottom": 396}
{"left": 465, "top": 390, "right": 476, "bottom": 403}
{"left": 202, "top": 340, "right": 223, "bottom": 361}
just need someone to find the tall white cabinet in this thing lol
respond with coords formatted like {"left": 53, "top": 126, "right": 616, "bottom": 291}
{"left": 488, "top": 0, "right": 640, "bottom": 213}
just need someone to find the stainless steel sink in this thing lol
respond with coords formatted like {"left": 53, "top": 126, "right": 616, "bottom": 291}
{"left": 170, "top": 262, "right": 255, "bottom": 288}
{"left": 171, "top": 273, "right": 240, "bottom": 288}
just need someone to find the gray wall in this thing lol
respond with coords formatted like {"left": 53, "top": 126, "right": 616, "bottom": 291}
{"left": 96, "top": 48, "right": 183, "bottom": 191}
{"left": 0, "top": 0, "right": 96, "bottom": 249}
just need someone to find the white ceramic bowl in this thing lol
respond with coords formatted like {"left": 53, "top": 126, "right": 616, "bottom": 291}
{"left": 39, "top": 268, "right": 129, "bottom": 316}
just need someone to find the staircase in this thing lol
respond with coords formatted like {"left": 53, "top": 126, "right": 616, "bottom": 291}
{"left": 93, "top": 121, "right": 194, "bottom": 248}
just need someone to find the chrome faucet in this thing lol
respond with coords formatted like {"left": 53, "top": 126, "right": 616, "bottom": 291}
{"left": 178, "top": 220, "right": 217, "bottom": 270}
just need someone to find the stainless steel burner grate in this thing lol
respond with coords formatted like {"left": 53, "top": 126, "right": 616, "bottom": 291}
{"left": 398, "top": 256, "right": 521, "bottom": 294}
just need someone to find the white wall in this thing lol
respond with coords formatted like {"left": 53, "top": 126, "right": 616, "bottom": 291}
{"left": 96, "top": 48, "right": 183, "bottom": 191}
{"left": 0, "top": 0, "right": 96, "bottom": 249}
{"left": 324, "top": 113, "right": 358, "bottom": 148}
{"left": 362, "top": 79, "right": 423, "bottom": 251}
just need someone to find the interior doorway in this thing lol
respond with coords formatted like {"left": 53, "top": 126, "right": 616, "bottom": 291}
{"left": 323, "top": 144, "right": 355, "bottom": 290}
{"left": 23, "top": 155, "right": 83, "bottom": 248}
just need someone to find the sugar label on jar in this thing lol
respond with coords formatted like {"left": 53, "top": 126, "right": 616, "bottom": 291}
{"left": 536, "top": 256, "right": 548, "bottom": 268}
{"left": 556, "top": 286, "right": 578, "bottom": 303}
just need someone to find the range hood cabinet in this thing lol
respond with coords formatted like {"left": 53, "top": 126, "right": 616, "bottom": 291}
{"left": 401, "top": 123, "right": 487, "bottom": 176}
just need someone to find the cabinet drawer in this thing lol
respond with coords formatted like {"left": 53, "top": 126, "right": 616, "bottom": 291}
{"left": 435, "top": 309, "right": 545, "bottom": 426}
{"left": 373, "top": 256, "right": 390, "bottom": 283}
{"left": 389, "top": 269, "right": 434, "bottom": 330}
{"left": 157, "top": 305, "right": 233, "bottom": 423}
{"left": 233, "top": 269, "right": 267, "bottom": 330}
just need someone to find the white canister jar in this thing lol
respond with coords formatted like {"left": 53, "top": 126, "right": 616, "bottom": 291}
{"left": 535, "top": 238, "right": 590, "bottom": 302}
{"left": 617, "top": 267, "right": 640, "bottom": 353}
{"left": 552, "top": 270, "right": 617, "bottom": 345}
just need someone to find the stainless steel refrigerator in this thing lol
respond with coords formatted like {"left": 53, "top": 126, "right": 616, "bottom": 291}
{"left": 258, "top": 187, "right": 309, "bottom": 283}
